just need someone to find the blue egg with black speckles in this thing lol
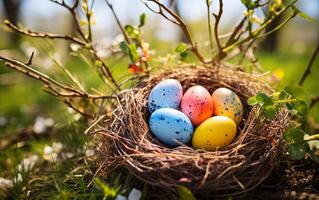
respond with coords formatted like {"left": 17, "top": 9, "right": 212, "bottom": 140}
{"left": 149, "top": 108, "right": 193, "bottom": 147}
{"left": 148, "top": 79, "right": 183, "bottom": 113}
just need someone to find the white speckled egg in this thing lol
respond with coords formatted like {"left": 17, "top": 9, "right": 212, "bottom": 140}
{"left": 148, "top": 79, "right": 183, "bottom": 113}
{"left": 149, "top": 108, "right": 193, "bottom": 147}
{"left": 212, "top": 88, "right": 244, "bottom": 124}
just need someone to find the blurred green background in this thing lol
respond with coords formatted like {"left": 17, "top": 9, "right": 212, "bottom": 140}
{"left": 0, "top": 0, "right": 318, "bottom": 199}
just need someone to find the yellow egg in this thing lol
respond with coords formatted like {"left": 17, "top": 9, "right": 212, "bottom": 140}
{"left": 212, "top": 88, "right": 244, "bottom": 124}
{"left": 192, "top": 116, "right": 237, "bottom": 151}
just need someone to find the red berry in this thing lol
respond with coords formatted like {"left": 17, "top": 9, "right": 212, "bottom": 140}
{"left": 128, "top": 62, "right": 144, "bottom": 74}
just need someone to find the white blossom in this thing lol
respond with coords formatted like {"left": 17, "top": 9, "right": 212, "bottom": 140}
{"left": 17, "top": 155, "right": 39, "bottom": 172}
{"left": 33, "top": 117, "right": 54, "bottom": 134}
{"left": 0, "top": 177, "right": 13, "bottom": 189}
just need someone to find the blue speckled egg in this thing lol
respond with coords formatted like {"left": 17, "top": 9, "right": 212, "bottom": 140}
{"left": 149, "top": 108, "right": 193, "bottom": 147}
{"left": 147, "top": 79, "right": 183, "bottom": 113}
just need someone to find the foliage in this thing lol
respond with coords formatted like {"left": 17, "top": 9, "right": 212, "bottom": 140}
{"left": 247, "top": 84, "right": 319, "bottom": 161}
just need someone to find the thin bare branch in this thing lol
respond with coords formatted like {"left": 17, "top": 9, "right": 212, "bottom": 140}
{"left": 142, "top": 0, "right": 207, "bottom": 64}
{"left": 206, "top": 0, "right": 214, "bottom": 58}
{"left": 26, "top": 51, "right": 34, "bottom": 66}
{"left": 0, "top": 55, "right": 116, "bottom": 100}
{"left": 49, "top": 0, "right": 87, "bottom": 41}
{"left": 64, "top": 99, "right": 94, "bottom": 119}
{"left": 105, "top": 0, "right": 130, "bottom": 44}
{"left": 213, "top": 0, "right": 223, "bottom": 51}
{"left": 4, "top": 21, "right": 86, "bottom": 46}
{"left": 310, "top": 96, "right": 319, "bottom": 109}
{"left": 299, "top": 40, "right": 319, "bottom": 86}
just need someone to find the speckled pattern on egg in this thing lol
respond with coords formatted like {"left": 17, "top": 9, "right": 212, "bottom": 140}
{"left": 212, "top": 88, "right": 244, "bottom": 125}
{"left": 149, "top": 108, "right": 193, "bottom": 147}
{"left": 181, "top": 86, "right": 214, "bottom": 126}
{"left": 147, "top": 79, "right": 183, "bottom": 113}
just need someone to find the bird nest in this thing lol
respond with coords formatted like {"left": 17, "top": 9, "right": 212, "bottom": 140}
{"left": 96, "top": 65, "right": 290, "bottom": 197}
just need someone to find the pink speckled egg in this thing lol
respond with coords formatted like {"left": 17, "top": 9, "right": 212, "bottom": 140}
{"left": 181, "top": 86, "right": 214, "bottom": 126}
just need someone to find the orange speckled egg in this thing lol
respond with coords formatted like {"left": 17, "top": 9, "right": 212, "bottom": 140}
{"left": 212, "top": 88, "right": 243, "bottom": 124}
{"left": 181, "top": 86, "right": 214, "bottom": 126}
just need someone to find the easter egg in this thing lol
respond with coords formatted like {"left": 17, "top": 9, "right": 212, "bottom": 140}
{"left": 192, "top": 116, "right": 237, "bottom": 151}
{"left": 148, "top": 79, "right": 183, "bottom": 113}
{"left": 212, "top": 88, "right": 244, "bottom": 124}
{"left": 149, "top": 108, "right": 193, "bottom": 147}
{"left": 181, "top": 86, "right": 214, "bottom": 126}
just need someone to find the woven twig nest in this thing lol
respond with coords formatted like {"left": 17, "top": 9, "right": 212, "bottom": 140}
{"left": 97, "top": 65, "right": 290, "bottom": 197}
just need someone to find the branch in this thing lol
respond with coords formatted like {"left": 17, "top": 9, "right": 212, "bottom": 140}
{"left": 206, "top": 0, "right": 214, "bottom": 58}
{"left": 4, "top": 20, "right": 86, "bottom": 46}
{"left": 49, "top": 0, "right": 87, "bottom": 41}
{"left": 213, "top": 0, "right": 223, "bottom": 52}
{"left": 5, "top": 20, "right": 120, "bottom": 91}
{"left": 299, "top": 40, "right": 319, "bottom": 86}
{"left": 218, "top": 0, "right": 298, "bottom": 60}
{"left": 105, "top": 0, "right": 130, "bottom": 44}
{"left": 0, "top": 55, "right": 116, "bottom": 100}
{"left": 63, "top": 99, "right": 94, "bottom": 119}
{"left": 26, "top": 51, "right": 34, "bottom": 66}
{"left": 142, "top": 0, "right": 207, "bottom": 64}
{"left": 310, "top": 96, "right": 319, "bottom": 109}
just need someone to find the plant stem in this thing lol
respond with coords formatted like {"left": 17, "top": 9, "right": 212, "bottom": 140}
{"left": 206, "top": 0, "right": 214, "bottom": 58}
{"left": 299, "top": 40, "right": 319, "bottom": 86}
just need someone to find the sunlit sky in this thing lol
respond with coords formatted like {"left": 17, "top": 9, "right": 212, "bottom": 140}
{"left": 0, "top": 0, "right": 318, "bottom": 41}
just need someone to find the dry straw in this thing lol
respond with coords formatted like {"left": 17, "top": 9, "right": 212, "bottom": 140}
{"left": 94, "top": 65, "right": 290, "bottom": 197}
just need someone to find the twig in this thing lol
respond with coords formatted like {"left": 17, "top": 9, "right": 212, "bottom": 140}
{"left": 4, "top": 21, "right": 86, "bottom": 46}
{"left": 0, "top": 55, "right": 116, "bottom": 100}
{"left": 5, "top": 19, "right": 120, "bottom": 91}
{"left": 26, "top": 51, "right": 34, "bottom": 66}
{"left": 63, "top": 99, "right": 94, "bottom": 119}
{"left": 105, "top": 0, "right": 130, "bottom": 44}
{"left": 220, "top": 0, "right": 298, "bottom": 58}
{"left": 206, "top": 0, "right": 214, "bottom": 58}
{"left": 213, "top": 0, "right": 223, "bottom": 52}
{"left": 299, "top": 40, "right": 319, "bottom": 86}
{"left": 49, "top": 0, "right": 87, "bottom": 41}
{"left": 310, "top": 96, "right": 319, "bottom": 109}
{"left": 141, "top": 0, "right": 207, "bottom": 64}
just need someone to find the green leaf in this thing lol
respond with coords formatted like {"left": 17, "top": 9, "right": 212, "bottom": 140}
{"left": 180, "top": 51, "right": 189, "bottom": 61}
{"left": 307, "top": 140, "right": 319, "bottom": 151}
{"left": 125, "top": 25, "right": 134, "bottom": 34}
{"left": 292, "top": 100, "right": 308, "bottom": 116}
{"left": 286, "top": 102, "right": 294, "bottom": 110}
{"left": 262, "top": 105, "right": 277, "bottom": 119}
{"left": 94, "top": 178, "right": 119, "bottom": 198}
{"left": 128, "top": 43, "right": 139, "bottom": 62}
{"left": 292, "top": 6, "right": 317, "bottom": 23}
{"left": 178, "top": 186, "right": 197, "bottom": 200}
{"left": 139, "top": 13, "right": 146, "bottom": 27}
{"left": 247, "top": 96, "right": 258, "bottom": 106}
{"left": 241, "top": 0, "right": 255, "bottom": 9}
{"left": 125, "top": 25, "right": 139, "bottom": 39}
{"left": 284, "top": 128, "right": 305, "bottom": 144}
{"left": 119, "top": 41, "right": 130, "bottom": 54}
{"left": 256, "top": 93, "right": 273, "bottom": 106}
{"left": 284, "top": 85, "right": 304, "bottom": 98}
{"left": 175, "top": 43, "right": 189, "bottom": 53}
{"left": 287, "top": 143, "right": 305, "bottom": 160}
{"left": 278, "top": 91, "right": 288, "bottom": 100}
